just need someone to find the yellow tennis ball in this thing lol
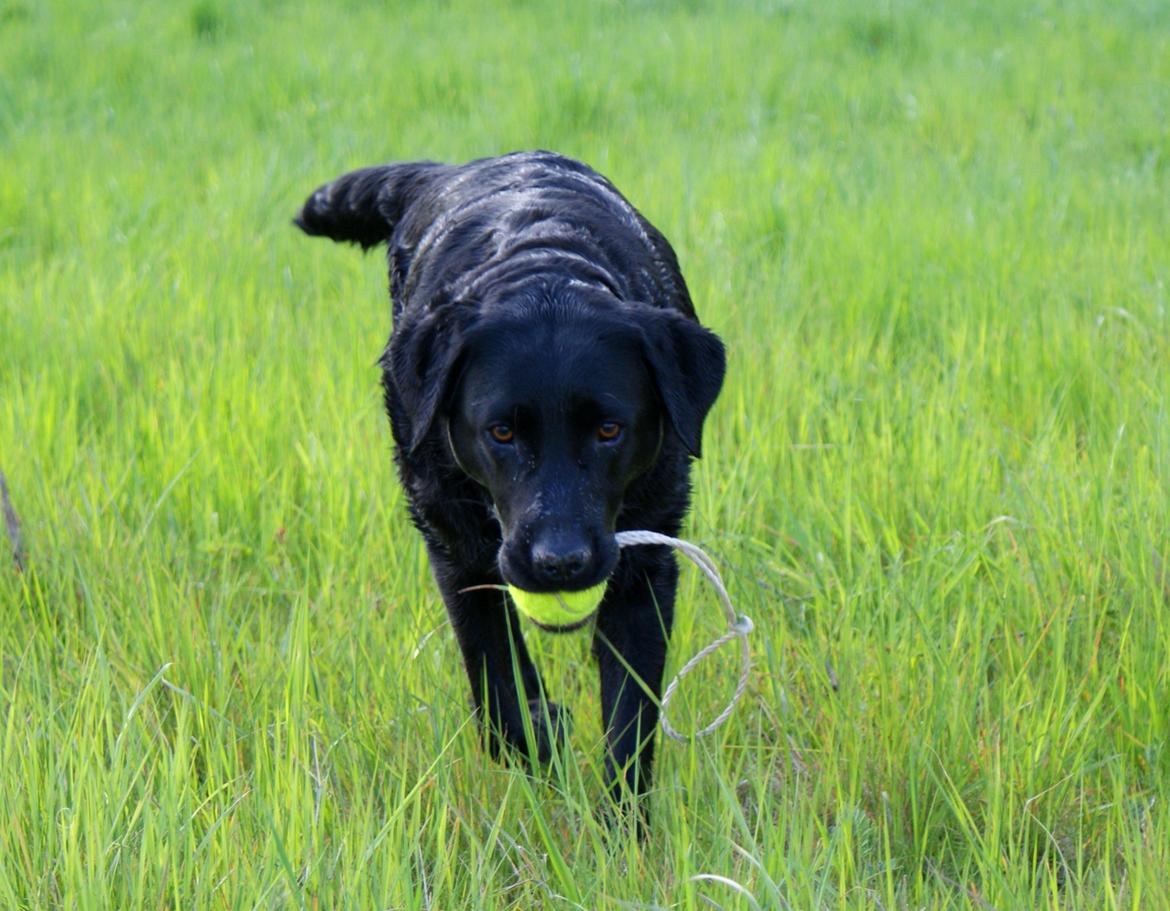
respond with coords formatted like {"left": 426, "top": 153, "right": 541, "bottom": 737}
{"left": 508, "top": 582, "right": 608, "bottom": 627}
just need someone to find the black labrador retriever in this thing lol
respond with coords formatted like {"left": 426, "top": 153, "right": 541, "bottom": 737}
{"left": 295, "top": 151, "right": 725, "bottom": 820}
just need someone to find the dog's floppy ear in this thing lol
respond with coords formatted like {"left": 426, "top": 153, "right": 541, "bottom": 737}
{"left": 295, "top": 161, "right": 445, "bottom": 249}
{"left": 639, "top": 309, "right": 726, "bottom": 458}
{"left": 384, "top": 304, "right": 474, "bottom": 455}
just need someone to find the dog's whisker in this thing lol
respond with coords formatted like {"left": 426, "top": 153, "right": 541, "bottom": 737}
{"left": 457, "top": 583, "right": 510, "bottom": 595}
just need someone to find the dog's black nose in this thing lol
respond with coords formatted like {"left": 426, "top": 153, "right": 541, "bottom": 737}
{"left": 531, "top": 538, "right": 594, "bottom": 586}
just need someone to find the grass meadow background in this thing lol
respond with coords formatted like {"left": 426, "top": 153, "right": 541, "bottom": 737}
{"left": 2, "top": 0, "right": 1168, "bottom": 907}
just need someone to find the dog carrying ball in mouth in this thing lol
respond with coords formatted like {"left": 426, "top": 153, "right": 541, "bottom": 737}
{"left": 295, "top": 151, "right": 725, "bottom": 826}
{"left": 507, "top": 582, "right": 609, "bottom": 630}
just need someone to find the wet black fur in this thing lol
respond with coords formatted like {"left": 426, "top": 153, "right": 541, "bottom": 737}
{"left": 295, "top": 151, "right": 725, "bottom": 825}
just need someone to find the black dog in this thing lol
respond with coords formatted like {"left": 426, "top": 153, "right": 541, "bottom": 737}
{"left": 295, "top": 151, "right": 724, "bottom": 819}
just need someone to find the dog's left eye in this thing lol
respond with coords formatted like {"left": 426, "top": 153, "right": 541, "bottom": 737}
{"left": 488, "top": 423, "right": 515, "bottom": 444}
{"left": 598, "top": 421, "right": 622, "bottom": 442}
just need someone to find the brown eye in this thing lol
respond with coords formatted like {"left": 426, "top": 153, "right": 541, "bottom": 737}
{"left": 489, "top": 423, "right": 514, "bottom": 444}
{"left": 598, "top": 421, "right": 622, "bottom": 442}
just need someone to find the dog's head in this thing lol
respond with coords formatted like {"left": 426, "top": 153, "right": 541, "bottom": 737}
{"left": 388, "top": 288, "right": 725, "bottom": 594}
{"left": 295, "top": 162, "right": 725, "bottom": 599}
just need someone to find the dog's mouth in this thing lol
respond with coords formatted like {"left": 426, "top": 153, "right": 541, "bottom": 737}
{"left": 456, "top": 582, "right": 604, "bottom": 634}
{"left": 527, "top": 613, "right": 597, "bottom": 634}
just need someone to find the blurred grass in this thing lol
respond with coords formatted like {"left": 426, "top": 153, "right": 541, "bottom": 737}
{"left": 1, "top": 0, "right": 1168, "bottom": 907}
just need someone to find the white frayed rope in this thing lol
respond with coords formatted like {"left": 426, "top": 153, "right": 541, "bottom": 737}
{"left": 615, "top": 530, "right": 753, "bottom": 741}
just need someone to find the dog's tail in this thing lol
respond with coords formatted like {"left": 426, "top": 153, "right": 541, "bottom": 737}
{"left": 294, "top": 162, "right": 448, "bottom": 250}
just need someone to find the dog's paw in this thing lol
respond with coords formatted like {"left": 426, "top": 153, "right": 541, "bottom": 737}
{"left": 525, "top": 697, "right": 572, "bottom": 764}
{"left": 596, "top": 784, "right": 651, "bottom": 841}
{"left": 480, "top": 697, "right": 572, "bottom": 766}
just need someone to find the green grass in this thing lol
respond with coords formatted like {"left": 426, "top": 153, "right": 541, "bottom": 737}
{"left": 2, "top": 0, "right": 1168, "bottom": 907}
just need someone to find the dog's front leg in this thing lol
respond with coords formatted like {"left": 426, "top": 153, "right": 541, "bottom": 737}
{"left": 593, "top": 546, "right": 677, "bottom": 826}
{"left": 432, "top": 559, "right": 567, "bottom": 765}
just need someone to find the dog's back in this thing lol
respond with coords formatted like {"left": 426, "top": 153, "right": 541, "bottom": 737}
{"left": 296, "top": 151, "right": 693, "bottom": 319}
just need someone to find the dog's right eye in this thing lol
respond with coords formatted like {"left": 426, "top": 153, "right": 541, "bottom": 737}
{"left": 488, "top": 423, "right": 515, "bottom": 444}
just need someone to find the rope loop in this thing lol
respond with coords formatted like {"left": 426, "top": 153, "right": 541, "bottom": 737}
{"left": 615, "top": 530, "right": 752, "bottom": 741}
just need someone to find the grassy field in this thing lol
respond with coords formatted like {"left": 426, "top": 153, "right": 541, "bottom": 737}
{"left": 2, "top": 0, "right": 1168, "bottom": 907}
